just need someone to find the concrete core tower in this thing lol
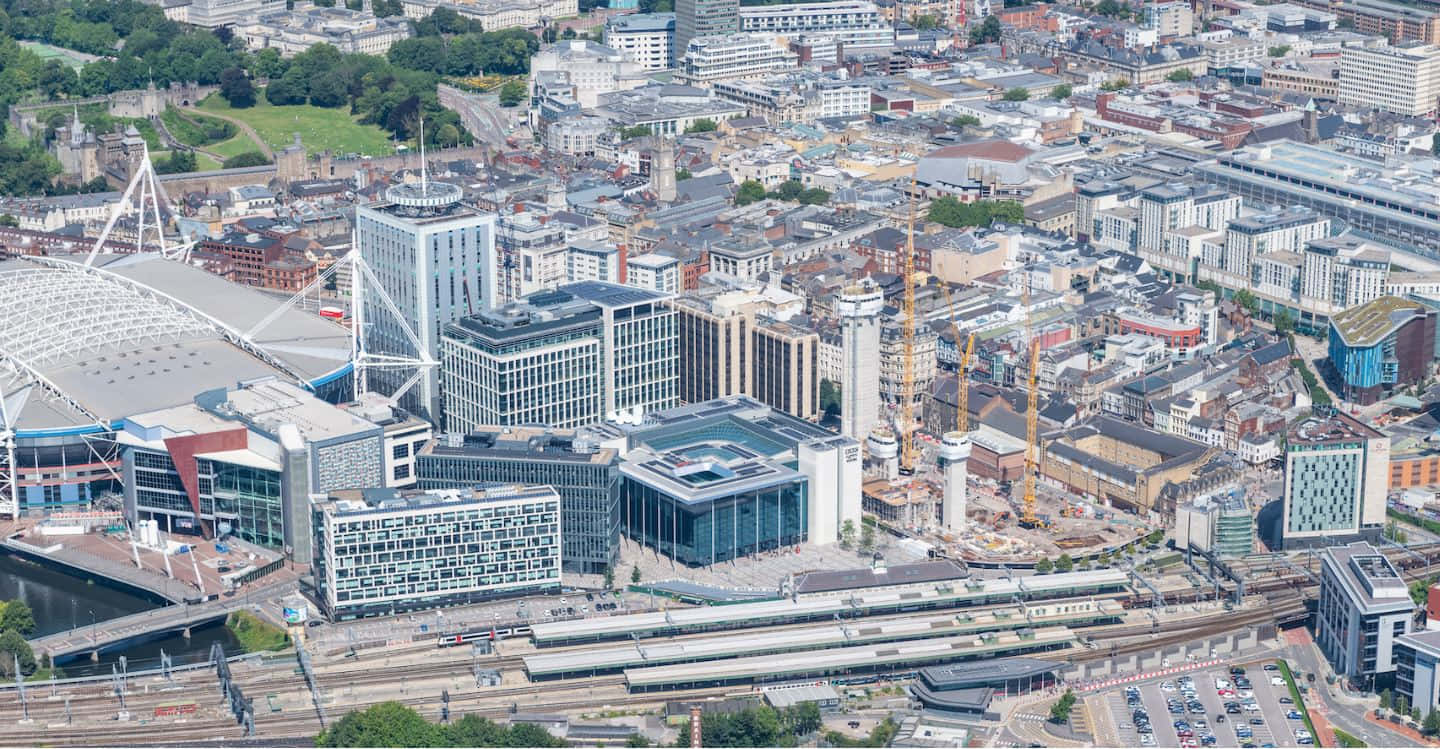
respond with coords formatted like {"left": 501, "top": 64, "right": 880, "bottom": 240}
{"left": 939, "top": 432, "right": 972, "bottom": 531}
{"left": 837, "top": 281, "right": 884, "bottom": 441}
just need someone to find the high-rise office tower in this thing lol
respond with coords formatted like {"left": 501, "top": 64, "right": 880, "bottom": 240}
{"left": 837, "top": 281, "right": 883, "bottom": 440}
{"left": 355, "top": 176, "right": 497, "bottom": 419}
{"left": 675, "top": 0, "right": 740, "bottom": 59}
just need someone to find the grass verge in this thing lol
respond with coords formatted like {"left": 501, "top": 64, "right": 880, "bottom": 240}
{"left": 1332, "top": 727, "right": 1366, "bottom": 747}
{"left": 226, "top": 610, "right": 290, "bottom": 653}
{"left": 1276, "top": 659, "right": 1320, "bottom": 742}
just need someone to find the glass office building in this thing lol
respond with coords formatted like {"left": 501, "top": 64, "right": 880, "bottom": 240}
{"left": 127, "top": 448, "right": 286, "bottom": 549}
{"left": 621, "top": 442, "right": 808, "bottom": 566}
{"left": 416, "top": 427, "right": 621, "bottom": 575}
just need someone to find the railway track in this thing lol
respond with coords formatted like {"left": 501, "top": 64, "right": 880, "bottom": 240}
{"left": 0, "top": 556, "right": 1341, "bottom": 744}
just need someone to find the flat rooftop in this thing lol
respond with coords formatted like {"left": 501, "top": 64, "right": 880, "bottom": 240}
{"left": 320, "top": 483, "right": 560, "bottom": 516}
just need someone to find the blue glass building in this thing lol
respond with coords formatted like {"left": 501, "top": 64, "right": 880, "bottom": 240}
{"left": 1328, "top": 296, "right": 1435, "bottom": 405}
{"left": 607, "top": 396, "right": 860, "bottom": 566}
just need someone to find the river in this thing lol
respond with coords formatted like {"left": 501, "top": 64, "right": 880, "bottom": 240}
{"left": 0, "top": 553, "right": 242, "bottom": 679}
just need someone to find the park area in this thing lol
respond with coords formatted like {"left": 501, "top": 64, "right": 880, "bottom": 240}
{"left": 198, "top": 92, "right": 396, "bottom": 158}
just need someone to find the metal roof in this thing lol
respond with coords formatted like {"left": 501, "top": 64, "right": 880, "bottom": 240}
{"left": 623, "top": 626, "right": 1077, "bottom": 687}
{"left": 529, "top": 569, "right": 1128, "bottom": 644}
{"left": 0, "top": 254, "right": 350, "bottom": 434}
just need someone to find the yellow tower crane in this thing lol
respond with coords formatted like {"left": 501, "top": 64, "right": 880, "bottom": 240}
{"left": 1020, "top": 280, "right": 1042, "bottom": 529}
{"left": 940, "top": 284, "right": 975, "bottom": 433}
{"left": 900, "top": 180, "right": 918, "bottom": 474}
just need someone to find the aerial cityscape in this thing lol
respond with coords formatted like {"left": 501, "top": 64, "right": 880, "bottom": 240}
{"left": 7, "top": 0, "right": 1440, "bottom": 746}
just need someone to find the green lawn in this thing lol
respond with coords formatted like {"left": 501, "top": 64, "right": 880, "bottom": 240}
{"left": 197, "top": 93, "right": 395, "bottom": 157}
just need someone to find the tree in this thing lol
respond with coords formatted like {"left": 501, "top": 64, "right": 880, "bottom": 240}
{"left": 624, "top": 734, "right": 650, "bottom": 747}
{"left": 1003, "top": 87, "right": 1030, "bottom": 102}
{"left": 860, "top": 523, "right": 876, "bottom": 551}
{"left": 603, "top": 565, "right": 615, "bottom": 590}
{"left": 676, "top": 167, "right": 692, "bottom": 181}
{"left": 498, "top": 79, "right": 526, "bottom": 107}
{"left": 1101, "top": 79, "right": 1129, "bottom": 92}
{"left": 799, "top": 188, "right": 829, "bottom": 205}
{"left": 155, "top": 149, "right": 197, "bottom": 175}
{"left": 0, "top": 602, "right": 35, "bottom": 637}
{"left": 1380, "top": 688, "right": 1393, "bottom": 711}
{"left": 1425, "top": 709, "right": 1440, "bottom": 736}
{"left": 911, "top": 14, "right": 940, "bottom": 30}
{"left": 772, "top": 180, "right": 804, "bottom": 202}
{"left": 0, "top": 630, "right": 35, "bottom": 678}
{"left": 1094, "top": 0, "right": 1130, "bottom": 18}
{"left": 735, "top": 179, "right": 767, "bottom": 206}
{"left": 1049, "top": 689, "right": 1077, "bottom": 723}
{"left": 264, "top": 74, "right": 307, "bottom": 105}
{"left": 618, "top": 124, "right": 652, "bottom": 139}
{"left": 951, "top": 114, "right": 981, "bottom": 128}
{"left": 840, "top": 519, "right": 857, "bottom": 549}
{"left": 307, "top": 72, "right": 349, "bottom": 107}
{"left": 820, "top": 379, "right": 841, "bottom": 416}
{"left": 1232, "top": 288, "right": 1259, "bottom": 315}
{"left": 543, "top": 25, "right": 559, "bottom": 43}
{"left": 1145, "top": 529, "right": 1164, "bottom": 546}
{"left": 1055, "top": 553, "right": 1074, "bottom": 573}
{"left": 1167, "top": 68, "right": 1194, "bottom": 83}
{"left": 970, "top": 15, "right": 1002, "bottom": 44}
{"left": 684, "top": 118, "right": 717, "bottom": 133}
{"left": 1273, "top": 309, "right": 1295, "bottom": 335}
{"left": 1035, "top": 557, "right": 1053, "bottom": 574}
{"left": 223, "top": 151, "right": 270, "bottom": 169}
{"left": 1268, "top": 45, "right": 1291, "bottom": 57}
{"left": 219, "top": 67, "right": 255, "bottom": 108}
{"left": 1051, "top": 83, "right": 1072, "bottom": 100}
{"left": 0, "top": 215, "right": 16, "bottom": 227}
{"left": 435, "top": 122, "right": 461, "bottom": 147}
{"left": 1398, "top": 695, "right": 1411, "bottom": 718}
{"left": 631, "top": 564, "right": 642, "bottom": 584}
{"left": 929, "top": 196, "right": 1025, "bottom": 228}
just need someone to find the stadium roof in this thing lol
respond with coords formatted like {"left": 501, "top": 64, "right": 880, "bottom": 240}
{"left": 0, "top": 254, "right": 351, "bottom": 436}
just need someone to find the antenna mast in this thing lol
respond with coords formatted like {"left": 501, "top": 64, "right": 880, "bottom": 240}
{"left": 419, "top": 117, "right": 428, "bottom": 196}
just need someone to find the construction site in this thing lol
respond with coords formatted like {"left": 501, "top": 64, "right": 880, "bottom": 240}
{"left": 848, "top": 187, "right": 1159, "bottom": 564}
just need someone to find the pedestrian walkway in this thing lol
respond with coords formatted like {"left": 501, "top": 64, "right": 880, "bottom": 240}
{"left": 1080, "top": 658, "right": 1226, "bottom": 691}
{"left": 1364, "top": 712, "right": 1440, "bottom": 746}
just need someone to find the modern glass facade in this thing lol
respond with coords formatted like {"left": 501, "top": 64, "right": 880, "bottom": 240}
{"left": 622, "top": 477, "right": 807, "bottom": 566}
{"left": 416, "top": 436, "right": 621, "bottom": 575}
{"left": 127, "top": 447, "right": 286, "bottom": 549}
{"left": 1285, "top": 447, "right": 1360, "bottom": 535}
